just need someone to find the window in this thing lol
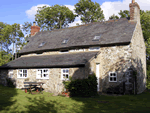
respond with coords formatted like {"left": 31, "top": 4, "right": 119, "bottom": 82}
{"left": 109, "top": 72, "right": 117, "bottom": 82}
{"left": 38, "top": 42, "right": 46, "bottom": 47}
{"left": 59, "top": 50, "right": 69, "bottom": 53}
{"left": 62, "top": 39, "right": 68, "bottom": 44}
{"left": 8, "top": 70, "right": 13, "bottom": 78}
{"left": 36, "top": 69, "right": 49, "bottom": 79}
{"left": 70, "top": 49, "right": 85, "bottom": 52}
{"left": 89, "top": 47, "right": 100, "bottom": 51}
{"left": 61, "top": 68, "right": 69, "bottom": 80}
{"left": 93, "top": 35, "right": 101, "bottom": 41}
{"left": 18, "top": 69, "right": 28, "bottom": 78}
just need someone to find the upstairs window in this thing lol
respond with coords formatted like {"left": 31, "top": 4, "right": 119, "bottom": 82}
{"left": 62, "top": 39, "right": 68, "bottom": 44}
{"left": 36, "top": 69, "right": 49, "bottom": 79}
{"left": 93, "top": 35, "right": 101, "bottom": 41}
{"left": 38, "top": 42, "right": 46, "bottom": 47}
{"left": 59, "top": 50, "right": 69, "bottom": 53}
{"left": 18, "top": 69, "right": 28, "bottom": 78}
{"left": 109, "top": 72, "right": 117, "bottom": 82}
{"left": 61, "top": 68, "right": 69, "bottom": 80}
{"left": 89, "top": 47, "right": 100, "bottom": 51}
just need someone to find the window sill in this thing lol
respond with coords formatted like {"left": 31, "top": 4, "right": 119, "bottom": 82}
{"left": 109, "top": 81, "right": 117, "bottom": 82}
{"left": 17, "top": 77, "right": 28, "bottom": 79}
{"left": 36, "top": 78, "right": 49, "bottom": 80}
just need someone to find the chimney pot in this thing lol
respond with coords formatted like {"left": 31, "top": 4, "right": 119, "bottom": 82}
{"left": 31, "top": 22, "right": 40, "bottom": 37}
{"left": 33, "top": 22, "right": 36, "bottom": 26}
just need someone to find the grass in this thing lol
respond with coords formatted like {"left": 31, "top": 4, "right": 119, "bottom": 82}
{"left": 0, "top": 85, "right": 150, "bottom": 113}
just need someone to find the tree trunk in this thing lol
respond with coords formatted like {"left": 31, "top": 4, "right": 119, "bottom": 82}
{"left": 12, "top": 41, "right": 14, "bottom": 61}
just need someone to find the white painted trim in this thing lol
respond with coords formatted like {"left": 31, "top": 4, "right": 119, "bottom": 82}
{"left": 36, "top": 68, "right": 49, "bottom": 79}
{"left": 96, "top": 64, "right": 100, "bottom": 91}
{"left": 8, "top": 70, "right": 13, "bottom": 78}
{"left": 17, "top": 69, "right": 28, "bottom": 78}
{"left": 109, "top": 72, "right": 117, "bottom": 82}
{"left": 89, "top": 47, "right": 100, "bottom": 51}
{"left": 61, "top": 68, "right": 69, "bottom": 80}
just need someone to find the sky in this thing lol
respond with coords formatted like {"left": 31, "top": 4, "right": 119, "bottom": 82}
{"left": 1, "top": 0, "right": 150, "bottom": 28}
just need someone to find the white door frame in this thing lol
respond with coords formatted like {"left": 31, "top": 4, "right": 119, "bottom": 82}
{"left": 96, "top": 63, "right": 100, "bottom": 91}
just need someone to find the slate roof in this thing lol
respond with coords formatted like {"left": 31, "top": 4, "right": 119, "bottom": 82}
{"left": 0, "top": 52, "right": 99, "bottom": 69}
{"left": 19, "top": 18, "right": 136, "bottom": 55}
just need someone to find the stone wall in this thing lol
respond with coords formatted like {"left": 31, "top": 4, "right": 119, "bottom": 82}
{"left": 130, "top": 20, "right": 146, "bottom": 94}
{"left": 0, "top": 67, "right": 87, "bottom": 95}
{"left": 97, "top": 45, "right": 132, "bottom": 93}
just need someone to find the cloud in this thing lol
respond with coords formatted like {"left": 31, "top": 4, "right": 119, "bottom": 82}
{"left": 101, "top": 0, "right": 150, "bottom": 20}
{"left": 26, "top": 4, "right": 50, "bottom": 20}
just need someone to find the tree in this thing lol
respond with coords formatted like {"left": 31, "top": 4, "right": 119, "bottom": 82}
{"left": 118, "top": 10, "right": 130, "bottom": 18}
{"left": 74, "top": 0, "right": 105, "bottom": 24}
{"left": 10, "top": 23, "right": 24, "bottom": 60}
{"left": 35, "top": 5, "right": 76, "bottom": 31}
{"left": 21, "top": 22, "right": 32, "bottom": 49}
{"left": 109, "top": 14, "right": 119, "bottom": 20}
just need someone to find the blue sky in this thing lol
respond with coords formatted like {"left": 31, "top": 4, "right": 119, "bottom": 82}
{"left": 0, "top": 0, "right": 149, "bottom": 27}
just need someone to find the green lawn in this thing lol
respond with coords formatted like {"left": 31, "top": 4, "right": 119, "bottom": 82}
{"left": 0, "top": 85, "right": 150, "bottom": 113}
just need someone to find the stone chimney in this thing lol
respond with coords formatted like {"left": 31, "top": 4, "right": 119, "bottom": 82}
{"left": 129, "top": 0, "right": 140, "bottom": 23}
{"left": 31, "top": 22, "right": 40, "bottom": 37}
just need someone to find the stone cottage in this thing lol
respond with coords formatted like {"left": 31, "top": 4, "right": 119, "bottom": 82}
{"left": 0, "top": 0, "right": 146, "bottom": 95}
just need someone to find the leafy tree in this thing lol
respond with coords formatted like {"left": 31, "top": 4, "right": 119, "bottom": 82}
{"left": 109, "top": 14, "right": 119, "bottom": 20}
{"left": 74, "top": 0, "right": 104, "bottom": 24}
{"left": 21, "top": 22, "right": 32, "bottom": 50}
{"left": 35, "top": 5, "right": 76, "bottom": 31}
{"left": 118, "top": 10, "right": 130, "bottom": 18}
{"left": 10, "top": 23, "right": 24, "bottom": 60}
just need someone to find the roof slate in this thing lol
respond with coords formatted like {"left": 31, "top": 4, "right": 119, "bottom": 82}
{"left": 0, "top": 52, "right": 99, "bottom": 69}
{"left": 20, "top": 18, "right": 136, "bottom": 54}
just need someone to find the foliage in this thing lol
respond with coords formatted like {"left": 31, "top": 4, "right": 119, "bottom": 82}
{"left": 109, "top": 14, "right": 119, "bottom": 20}
{"left": 35, "top": 5, "right": 76, "bottom": 31}
{"left": 64, "top": 74, "right": 98, "bottom": 97}
{"left": 118, "top": 10, "right": 130, "bottom": 18}
{"left": 74, "top": 0, "right": 105, "bottom": 24}
{"left": 6, "top": 78, "right": 15, "bottom": 88}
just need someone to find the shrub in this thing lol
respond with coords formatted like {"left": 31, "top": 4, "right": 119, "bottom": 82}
{"left": 64, "top": 74, "right": 98, "bottom": 97}
{"left": 6, "top": 78, "right": 15, "bottom": 88}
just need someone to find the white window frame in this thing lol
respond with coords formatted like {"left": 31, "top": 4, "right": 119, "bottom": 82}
{"left": 109, "top": 72, "right": 117, "bottom": 82}
{"left": 70, "top": 49, "right": 85, "bottom": 52}
{"left": 17, "top": 69, "right": 28, "bottom": 78}
{"left": 89, "top": 47, "right": 100, "bottom": 51}
{"left": 61, "top": 68, "right": 69, "bottom": 80}
{"left": 8, "top": 70, "right": 13, "bottom": 78}
{"left": 36, "top": 69, "right": 49, "bottom": 79}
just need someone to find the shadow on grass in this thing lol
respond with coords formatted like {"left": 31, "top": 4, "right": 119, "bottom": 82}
{"left": 24, "top": 96, "right": 63, "bottom": 113}
{"left": 0, "top": 85, "right": 18, "bottom": 112}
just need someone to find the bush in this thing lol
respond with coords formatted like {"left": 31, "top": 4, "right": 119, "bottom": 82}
{"left": 6, "top": 78, "right": 15, "bottom": 88}
{"left": 64, "top": 74, "right": 98, "bottom": 97}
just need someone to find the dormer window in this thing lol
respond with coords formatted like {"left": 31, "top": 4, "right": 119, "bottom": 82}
{"left": 62, "top": 39, "right": 68, "bottom": 44}
{"left": 39, "top": 42, "right": 46, "bottom": 47}
{"left": 93, "top": 35, "right": 101, "bottom": 41}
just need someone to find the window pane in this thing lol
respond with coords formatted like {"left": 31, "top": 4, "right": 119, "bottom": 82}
{"left": 44, "top": 70, "right": 48, "bottom": 73}
{"left": 20, "top": 70, "right": 22, "bottom": 72}
{"left": 20, "top": 74, "right": 22, "bottom": 77}
{"left": 23, "top": 70, "right": 27, "bottom": 74}
{"left": 43, "top": 74, "right": 47, "bottom": 77}
{"left": 110, "top": 73, "right": 112, "bottom": 76}
{"left": 66, "top": 69, "right": 69, "bottom": 73}
{"left": 66, "top": 74, "right": 69, "bottom": 78}
{"left": 63, "top": 70, "right": 65, "bottom": 73}
{"left": 114, "top": 77, "right": 116, "bottom": 81}
{"left": 63, "top": 74, "right": 66, "bottom": 78}
{"left": 110, "top": 77, "right": 112, "bottom": 81}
